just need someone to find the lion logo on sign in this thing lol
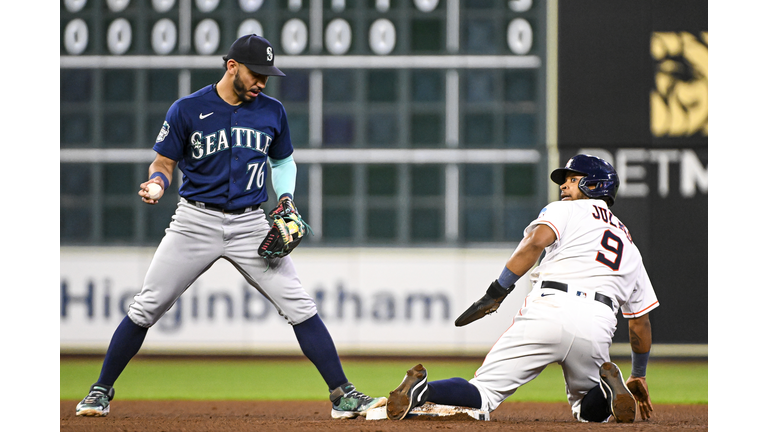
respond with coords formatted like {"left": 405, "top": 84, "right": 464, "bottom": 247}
{"left": 650, "top": 31, "right": 708, "bottom": 137}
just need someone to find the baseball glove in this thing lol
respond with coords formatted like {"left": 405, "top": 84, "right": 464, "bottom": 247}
{"left": 454, "top": 280, "right": 515, "bottom": 327}
{"left": 258, "top": 198, "right": 313, "bottom": 259}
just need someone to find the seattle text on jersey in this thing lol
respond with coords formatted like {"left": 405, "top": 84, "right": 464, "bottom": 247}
{"left": 190, "top": 127, "right": 273, "bottom": 159}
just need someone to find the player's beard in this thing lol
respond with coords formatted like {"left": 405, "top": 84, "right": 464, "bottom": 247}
{"left": 233, "top": 70, "right": 257, "bottom": 103}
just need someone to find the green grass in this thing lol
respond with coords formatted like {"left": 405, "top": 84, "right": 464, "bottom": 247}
{"left": 61, "top": 358, "right": 707, "bottom": 405}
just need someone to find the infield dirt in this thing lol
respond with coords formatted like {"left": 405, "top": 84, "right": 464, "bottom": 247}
{"left": 60, "top": 400, "right": 707, "bottom": 431}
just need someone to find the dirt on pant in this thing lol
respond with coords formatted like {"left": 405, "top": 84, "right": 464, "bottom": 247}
{"left": 60, "top": 400, "right": 707, "bottom": 431}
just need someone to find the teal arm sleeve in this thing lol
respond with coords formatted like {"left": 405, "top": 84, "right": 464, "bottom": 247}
{"left": 268, "top": 155, "right": 297, "bottom": 200}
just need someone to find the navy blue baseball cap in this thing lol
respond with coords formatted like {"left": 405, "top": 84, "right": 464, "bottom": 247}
{"left": 223, "top": 34, "right": 285, "bottom": 77}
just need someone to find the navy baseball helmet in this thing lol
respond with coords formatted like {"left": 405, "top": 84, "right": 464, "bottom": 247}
{"left": 550, "top": 154, "right": 620, "bottom": 207}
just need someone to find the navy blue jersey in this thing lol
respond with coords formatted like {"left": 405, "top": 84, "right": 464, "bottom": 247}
{"left": 153, "top": 84, "right": 293, "bottom": 209}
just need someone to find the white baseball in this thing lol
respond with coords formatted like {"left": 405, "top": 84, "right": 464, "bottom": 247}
{"left": 147, "top": 183, "right": 163, "bottom": 200}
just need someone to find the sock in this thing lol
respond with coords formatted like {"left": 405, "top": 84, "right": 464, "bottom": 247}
{"left": 427, "top": 378, "right": 483, "bottom": 409}
{"left": 95, "top": 315, "right": 148, "bottom": 388}
{"left": 293, "top": 314, "right": 348, "bottom": 391}
{"left": 579, "top": 384, "right": 611, "bottom": 422}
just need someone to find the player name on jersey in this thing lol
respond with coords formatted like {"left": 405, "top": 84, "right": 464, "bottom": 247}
{"left": 590, "top": 205, "right": 633, "bottom": 243}
{"left": 190, "top": 127, "right": 273, "bottom": 160}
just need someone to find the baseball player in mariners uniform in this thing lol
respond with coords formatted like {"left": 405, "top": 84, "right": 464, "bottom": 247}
{"left": 76, "top": 34, "right": 385, "bottom": 419}
{"left": 387, "top": 155, "right": 657, "bottom": 423}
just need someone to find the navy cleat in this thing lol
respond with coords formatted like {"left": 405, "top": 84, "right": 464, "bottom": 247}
{"left": 599, "top": 362, "right": 636, "bottom": 423}
{"left": 386, "top": 364, "right": 430, "bottom": 420}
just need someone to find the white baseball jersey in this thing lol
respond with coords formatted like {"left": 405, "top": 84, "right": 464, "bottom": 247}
{"left": 468, "top": 199, "right": 658, "bottom": 419}
{"left": 526, "top": 199, "right": 659, "bottom": 318}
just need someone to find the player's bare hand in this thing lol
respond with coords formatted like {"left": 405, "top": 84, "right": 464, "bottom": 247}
{"left": 139, "top": 179, "right": 164, "bottom": 204}
{"left": 626, "top": 376, "right": 653, "bottom": 420}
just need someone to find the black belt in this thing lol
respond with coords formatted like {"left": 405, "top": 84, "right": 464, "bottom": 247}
{"left": 185, "top": 199, "right": 260, "bottom": 215}
{"left": 541, "top": 281, "right": 613, "bottom": 309}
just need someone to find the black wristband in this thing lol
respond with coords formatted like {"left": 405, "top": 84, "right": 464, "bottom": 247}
{"left": 631, "top": 351, "right": 650, "bottom": 377}
{"left": 486, "top": 280, "right": 514, "bottom": 298}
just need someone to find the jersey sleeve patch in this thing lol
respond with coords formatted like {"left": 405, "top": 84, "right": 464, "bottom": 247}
{"left": 526, "top": 202, "right": 569, "bottom": 240}
{"left": 156, "top": 121, "right": 170, "bottom": 143}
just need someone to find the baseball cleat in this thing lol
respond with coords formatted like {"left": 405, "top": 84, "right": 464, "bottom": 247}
{"left": 599, "top": 362, "right": 636, "bottom": 423}
{"left": 329, "top": 382, "right": 387, "bottom": 419}
{"left": 386, "top": 364, "right": 429, "bottom": 420}
{"left": 75, "top": 385, "right": 115, "bottom": 417}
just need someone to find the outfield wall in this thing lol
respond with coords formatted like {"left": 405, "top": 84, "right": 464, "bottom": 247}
{"left": 61, "top": 247, "right": 526, "bottom": 356}
{"left": 60, "top": 247, "right": 706, "bottom": 358}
